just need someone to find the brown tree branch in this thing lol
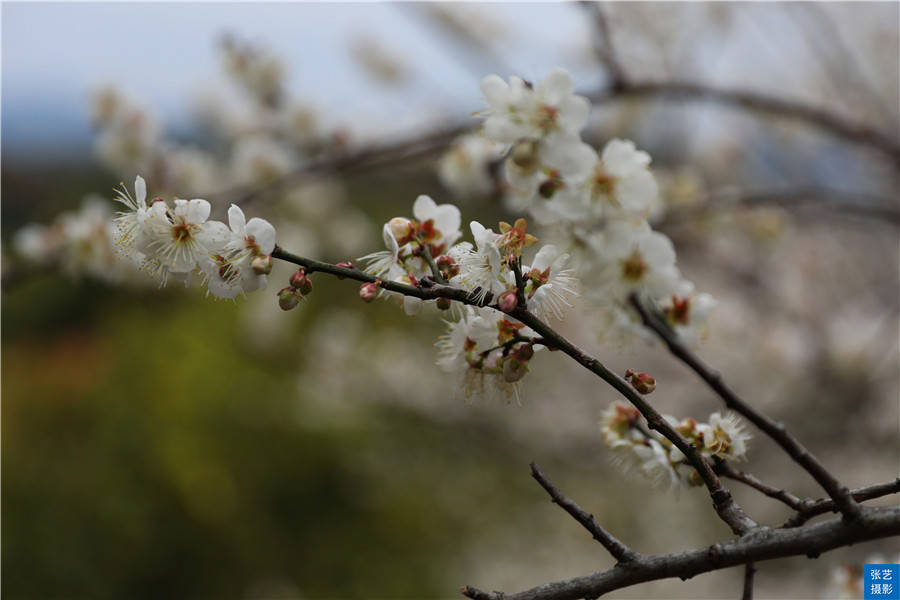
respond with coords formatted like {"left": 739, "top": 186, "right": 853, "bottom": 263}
{"left": 529, "top": 461, "right": 640, "bottom": 563}
{"left": 579, "top": 1, "right": 629, "bottom": 90}
{"left": 590, "top": 81, "right": 900, "bottom": 162}
{"left": 742, "top": 562, "right": 756, "bottom": 600}
{"left": 783, "top": 478, "right": 900, "bottom": 528}
{"left": 628, "top": 294, "right": 861, "bottom": 521}
{"left": 661, "top": 187, "right": 900, "bottom": 228}
{"left": 461, "top": 505, "right": 900, "bottom": 600}
{"left": 271, "top": 246, "right": 757, "bottom": 535}
{"left": 210, "top": 75, "right": 899, "bottom": 209}
{"left": 714, "top": 460, "right": 805, "bottom": 512}
{"left": 507, "top": 305, "right": 757, "bottom": 535}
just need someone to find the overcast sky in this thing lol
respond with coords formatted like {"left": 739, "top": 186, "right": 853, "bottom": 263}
{"left": 1, "top": 2, "right": 598, "bottom": 160}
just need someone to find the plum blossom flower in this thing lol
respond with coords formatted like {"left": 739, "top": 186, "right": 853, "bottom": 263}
{"left": 479, "top": 68, "right": 590, "bottom": 143}
{"left": 438, "top": 133, "right": 503, "bottom": 198}
{"left": 141, "top": 198, "right": 229, "bottom": 274}
{"left": 436, "top": 305, "right": 541, "bottom": 403}
{"left": 696, "top": 412, "right": 751, "bottom": 461}
{"left": 520, "top": 245, "right": 579, "bottom": 320}
{"left": 591, "top": 219, "right": 682, "bottom": 303}
{"left": 449, "top": 221, "right": 504, "bottom": 304}
{"left": 201, "top": 204, "right": 276, "bottom": 299}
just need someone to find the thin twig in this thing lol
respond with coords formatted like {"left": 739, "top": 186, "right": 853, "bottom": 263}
{"left": 742, "top": 562, "right": 756, "bottom": 600}
{"left": 507, "top": 306, "right": 757, "bottom": 535}
{"left": 272, "top": 245, "right": 757, "bottom": 535}
{"left": 783, "top": 477, "right": 900, "bottom": 528}
{"left": 591, "top": 81, "right": 900, "bottom": 162}
{"left": 461, "top": 506, "right": 900, "bottom": 600}
{"left": 628, "top": 294, "right": 861, "bottom": 522}
{"left": 661, "top": 186, "right": 900, "bottom": 228}
{"left": 714, "top": 460, "right": 805, "bottom": 512}
{"left": 530, "top": 461, "right": 640, "bottom": 563}
{"left": 210, "top": 78, "right": 899, "bottom": 209}
{"left": 579, "top": 1, "right": 629, "bottom": 89}
{"left": 420, "top": 244, "right": 446, "bottom": 284}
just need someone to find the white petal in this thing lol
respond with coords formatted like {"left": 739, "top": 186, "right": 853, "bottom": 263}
{"left": 186, "top": 199, "right": 211, "bottom": 224}
{"left": 558, "top": 95, "right": 590, "bottom": 133}
{"left": 531, "top": 245, "right": 559, "bottom": 272}
{"left": 134, "top": 176, "right": 147, "bottom": 206}
{"left": 228, "top": 204, "right": 247, "bottom": 235}
{"left": 539, "top": 68, "right": 573, "bottom": 106}
{"left": 403, "top": 295, "right": 423, "bottom": 316}
{"left": 412, "top": 195, "right": 437, "bottom": 222}
{"left": 245, "top": 217, "right": 276, "bottom": 254}
{"left": 480, "top": 74, "right": 509, "bottom": 108}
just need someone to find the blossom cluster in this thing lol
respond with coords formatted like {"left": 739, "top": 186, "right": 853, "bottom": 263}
{"left": 440, "top": 68, "right": 717, "bottom": 344}
{"left": 12, "top": 196, "right": 132, "bottom": 283}
{"left": 360, "top": 194, "right": 579, "bottom": 399}
{"left": 600, "top": 401, "right": 751, "bottom": 488}
{"left": 112, "top": 176, "right": 276, "bottom": 299}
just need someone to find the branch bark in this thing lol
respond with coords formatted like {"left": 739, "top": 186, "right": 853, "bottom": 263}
{"left": 628, "top": 294, "right": 861, "bottom": 521}
{"left": 783, "top": 478, "right": 900, "bottom": 528}
{"left": 530, "top": 461, "right": 640, "bottom": 563}
{"left": 272, "top": 246, "right": 757, "bottom": 535}
{"left": 714, "top": 460, "right": 805, "bottom": 512}
{"left": 461, "top": 506, "right": 900, "bottom": 600}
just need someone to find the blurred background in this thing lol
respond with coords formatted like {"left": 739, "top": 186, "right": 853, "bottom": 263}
{"left": 2, "top": 3, "right": 898, "bottom": 599}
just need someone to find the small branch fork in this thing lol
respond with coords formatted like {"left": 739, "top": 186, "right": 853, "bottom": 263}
{"left": 529, "top": 462, "right": 639, "bottom": 563}
{"left": 270, "top": 247, "right": 900, "bottom": 599}
{"left": 461, "top": 505, "right": 900, "bottom": 600}
{"left": 628, "top": 294, "right": 862, "bottom": 522}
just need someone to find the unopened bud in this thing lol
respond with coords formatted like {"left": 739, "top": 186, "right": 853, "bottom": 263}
{"left": 626, "top": 371, "right": 656, "bottom": 394}
{"left": 335, "top": 261, "right": 354, "bottom": 279}
{"left": 497, "top": 290, "right": 518, "bottom": 313}
{"left": 502, "top": 356, "right": 528, "bottom": 383}
{"left": 289, "top": 269, "right": 313, "bottom": 295}
{"left": 510, "top": 141, "right": 538, "bottom": 173}
{"left": 538, "top": 178, "right": 563, "bottom": 199}
{"left": 388, "top": 217, "right": 414, "bottom": 241}
{"left": 514, "top": 343, "right": 534, "bottom": 362}
{"left": 251, "top": 254, "right": 273, "bottom": 275}
{"left": 435, "top": 255, "right": 460, "bottom": 279}
{"left": 436, "top": 297, "right": 452, "bottom": 311}
{"left": 359, "top": 282, "right": 378, "bottom": 303}
{"left": 278, "top": 287, "right": 301, "bottom": 311}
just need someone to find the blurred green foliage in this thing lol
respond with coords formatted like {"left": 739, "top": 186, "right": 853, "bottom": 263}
{"left": 1, "top": 166, "right": 539, "bottom": 599}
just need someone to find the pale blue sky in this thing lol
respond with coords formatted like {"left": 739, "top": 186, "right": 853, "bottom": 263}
{"left": 1, "top": 2, "right": 599, "bottom": 160}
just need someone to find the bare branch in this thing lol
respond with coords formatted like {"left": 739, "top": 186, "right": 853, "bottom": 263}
{"left": 662, "top": 187, "right": 900, "bottom": 228}
{"left": 508, "top": 306, "right": 758, "bottom": 535}
{"left": 210, "top": 78, "right": 899, "bottom": 210}
{"left": 783, "top": 478, "right": 900, "bottom": 528}
{"left": 271, "top": 246, "right": 757, "bottom": 535}
{"left": 590, "top": 81, "right": 900, "bottom": 162}
{"left": 461, "top": 505, "right": 900, "bottom": 600}
{"left": 529, "top": 461, "right": 640, "bottom": 563}
{"left": 628, "top": 294, "right": 861, "bottom": 521}
{"left": 714, "top": 460, "right": 805, "bottom": 512}
{"left": 579, "top": 2, "right": 629, "bottom": 90}
{"left": 742, "top": 562, "right": 756, "bottom": 600}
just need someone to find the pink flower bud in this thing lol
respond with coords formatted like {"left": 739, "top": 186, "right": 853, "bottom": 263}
{"left": 335, "top": 261, "right": 354, "bottom": 279}
{"left": 359, "top": 282, "right": 378, "bottom": 303}
{"left": 251, "top": 254, "right": 273, "bottom": 275}
{"left": 627, "top": 371, "right": 656, "bottom": 394}
{"left": 289, "top": 269, "right": 313, "bottom": 295}
{"left": 498, "top": 290, "right": 518, "bottom": 313}
{"left": 278, "top": 287, "right": 301, "bottom": 311}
